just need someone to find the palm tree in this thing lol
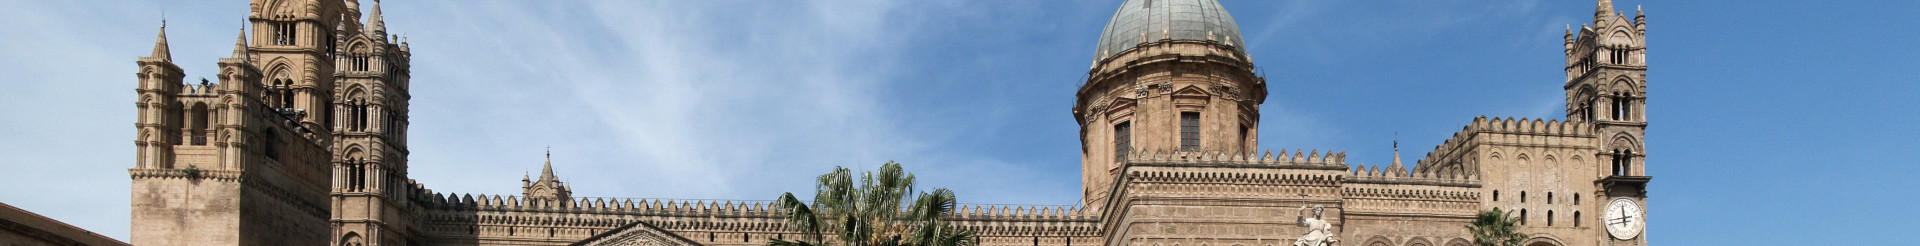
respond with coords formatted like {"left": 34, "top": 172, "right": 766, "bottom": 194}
{"left": 1466, "top": 208, "right": 1529, "bottom": 246}
{"left": 769, "top": 162, "right": 978, "bottom": 246}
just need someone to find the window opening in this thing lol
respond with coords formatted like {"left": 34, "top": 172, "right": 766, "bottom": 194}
{"left": 1115, "top": 122, "right": 1132, "bottom": 160}
{"left": 273, "top": 21, "right": 297, "bottom": 46}
{"left": 1180, "top": 112, "right": 1200, "bottom": 151}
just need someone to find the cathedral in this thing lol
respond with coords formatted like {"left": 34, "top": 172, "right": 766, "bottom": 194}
{"left": 125, "top": 0, "right": 1652, "bottom": 246}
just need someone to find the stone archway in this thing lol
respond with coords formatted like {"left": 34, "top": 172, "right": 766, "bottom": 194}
{"left": 1522, "top": 236, "right": 1564, "bottom": 246}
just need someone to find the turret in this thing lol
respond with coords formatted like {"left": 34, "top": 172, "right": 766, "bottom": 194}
{"left": 134, "top": 23, "right": 184, "bottom": 169}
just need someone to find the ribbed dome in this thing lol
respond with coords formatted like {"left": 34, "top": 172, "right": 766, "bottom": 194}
{"left": 1093, "top": 0, "right": 1246, "bottom": 62}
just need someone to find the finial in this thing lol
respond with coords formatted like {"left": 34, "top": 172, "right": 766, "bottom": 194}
{"left": 1391, "top": 131, "right": 1403, "bottom": 167}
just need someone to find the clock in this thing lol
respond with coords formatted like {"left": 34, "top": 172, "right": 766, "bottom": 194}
{"left": 1603, "top": 198, "right": 1643, "bottom": 240}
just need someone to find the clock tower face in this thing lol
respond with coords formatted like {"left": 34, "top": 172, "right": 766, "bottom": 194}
{"left": 1604, "top": 198, "right": 1644, "bottom": 240}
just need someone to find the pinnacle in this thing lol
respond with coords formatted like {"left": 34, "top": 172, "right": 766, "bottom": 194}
{"left": 367, "top": 0, "right": 386, "bottom": 35}
{"left": 230, "top": 27, "right": 249, "bottom": 59}
{"left": 1597, "top": 0, "right": 1614, "bottom": 15}
{"left": 539, "top": 152, "right": 558, "bottom": 182}
{"left": 150, "top": 23, "right": 171, "bottom": 61}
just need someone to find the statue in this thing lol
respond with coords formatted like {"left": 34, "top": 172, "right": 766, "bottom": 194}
{"left": 1293, "top": 205, "right": 1339, "bottom": 246}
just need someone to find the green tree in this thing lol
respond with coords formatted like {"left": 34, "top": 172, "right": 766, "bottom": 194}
{"left": 1466, "top": 208, "right": 1529, "bottom": 246}
{"left": 769, "top": 162, "right": 977, "bottom": 246}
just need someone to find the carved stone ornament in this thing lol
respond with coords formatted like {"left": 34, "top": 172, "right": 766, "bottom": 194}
{"left": 1293, "top": 205, "right": 1339, "bottom": 246}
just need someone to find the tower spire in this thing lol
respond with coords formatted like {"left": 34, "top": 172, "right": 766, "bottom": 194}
{"left": 1596, "top": 0, "right": 1616, "bottom": 21}
{"left": 540, "top": 147, "right": 556, "bottom": 182}
{"left": 367, "top": 0, "right": 386, "bottom": 36}
{"left": 230, "top": 26, "right": 249, "bottom": 59}
{"left": 150, "top": 22, "right": 171, "bottom": 61}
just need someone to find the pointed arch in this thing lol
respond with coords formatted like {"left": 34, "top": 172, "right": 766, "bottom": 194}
{"left": 1608, "top": 76, "right": 1639, "bottom": 94}
{"left": 1608, "top": 133, "right": 1642, "bottom": 176}
{"left": 345, "top": 87, "right": 370, "bottom": 131}
{"left": 1361, "top": 235, "right": 1393, "bottom": 246}
{"left": 343, "top": 146, "right": 369, "bottom": 192}
{"left": 263, "top": 60, "right": 296, "bottom": 109}
{"left": 188, "top": 102, "right": 210, "bottom": 145}
{"left": 346, "top": 40, "right": 374, "bottom": 72}
{"left": 338, "top": 231, "right": 364, "bottom": 246}
{"left": 1406, "top": 237, "right": 1434, "bottom": 246}
{"left": 1523, "top": 234, "right": 1565, "bottom": 246}
{"left": 1607, "top": 133, "right": 1642, "bottom": 153}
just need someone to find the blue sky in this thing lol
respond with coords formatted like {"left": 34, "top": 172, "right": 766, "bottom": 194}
{"left": 1, "top": 0, "right": 1915, "bottom": 244}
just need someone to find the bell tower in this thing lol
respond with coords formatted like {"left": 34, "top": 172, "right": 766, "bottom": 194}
{"left": 1566, "top": 0, "right": 1651, "bottom": 244}
{"left": 325, "top": 0, "right": 418, "bottom": 246}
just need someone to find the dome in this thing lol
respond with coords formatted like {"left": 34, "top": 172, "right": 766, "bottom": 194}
{"left": 1093, "top": 0, "right": 1246, "bottom": 62}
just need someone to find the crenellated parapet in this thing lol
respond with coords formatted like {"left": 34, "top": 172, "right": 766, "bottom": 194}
{"left": 1123, "top": 147, "right": 1349, "bottom": 168}
{"left": 948, "top": 204, "right": 1100, "bottom": 240}
{"left": 1346, "top": 161, "right": 1480, "bottom": 187}
{"left": 410, "top": 192, "right": 1099, "bottom": 246}
{"left": 1412, "top": 116, "right": 1597, "bottom": 176}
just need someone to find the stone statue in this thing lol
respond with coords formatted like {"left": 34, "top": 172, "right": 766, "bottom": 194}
{"left": 1293, "top": 205, "right": 1339, "bottom": 246}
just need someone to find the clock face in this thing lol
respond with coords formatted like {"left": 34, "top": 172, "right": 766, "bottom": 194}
{"left": 1603, "top": 198, "right": 1644, "bottom": 240}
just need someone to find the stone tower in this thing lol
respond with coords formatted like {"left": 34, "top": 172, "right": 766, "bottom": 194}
{"left": 130, "top": 0, "right": 413, "bottom": 245}
{"left": 1073, "top": 0, "right": 1267, "bottom": 209}
{"left": 323, "top": 0, "right": 418, "bottom": 245}
{"left": 1566, "top": 0, "right": 1651, "bottom": 244}
{"left": 129, "top": 17, "right": 334, "bottom": 246}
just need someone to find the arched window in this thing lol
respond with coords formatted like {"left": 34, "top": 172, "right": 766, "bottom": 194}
{"left": 1548, "top": 210, "right": 1555, "bottom": 226}
{"left": 1520, "top": 191, "right": 1527, "bottom": 203}
{"left": 1622, "top": 93, "right": 1633, "bottom": 121}
{"left": 1612, "top": 149, "right": 1635, "bottom": 176}
{"left": 1622, "top": 149, "right": 1634, "bottom": 175}
{"left": 356, "top": 103, "right": 369, "bottom": 131}
{"left": 1520, "top": 209, "right": 1527, "bottom": 225}
{"left": 272, "top": 21, "right": 297, "bottom": 46}
{"left": 1574, "top": 194, "right": 1581, "bottom": 205}
{"left": 1547, "top": 192, "right": 1554, "bottom": 204}
{"left": 188, "top": 103, "right": 208, "bottom": 145}
{"left": 339, "top": 232, "right": 363, "bottom": 246}
{"left": 1611, "top": 149, "right": 1632, "bottom": 176}
{"left": 348, "top": 44, "right": 372, "bottom": 72}
{"left": 1492, "top": 190, "right": 1499, "bottom": 201}
{"left": 1574, "top": 211, "right": 1582, "bottom": 227}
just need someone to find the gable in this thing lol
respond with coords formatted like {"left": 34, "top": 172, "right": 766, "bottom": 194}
{"left": 572, "top": 221, "right": 702, "bottom": 246}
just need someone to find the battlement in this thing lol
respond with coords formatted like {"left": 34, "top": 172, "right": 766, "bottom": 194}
{"left": 1121, "top": 147, "right": 1348, "bottom": 168}
{"left": 1345, "top": 162, "right": 1479, "bottom": 187}
{"left": 1416, "top": 116, "right": 1594, "bottom": 169}
{"left": 175, "top": 81, "right": 220, "bottom": 96}
{"left": 415, "top": 192, "right": 1094, "bottom": 221}
{"left": 951, "top": 204, "right": 1093, "bottom": 219}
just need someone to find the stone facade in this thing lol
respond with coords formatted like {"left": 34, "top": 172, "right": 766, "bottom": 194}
{"left": 124, "top": 1, "right": 1652, "bottom": 246}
